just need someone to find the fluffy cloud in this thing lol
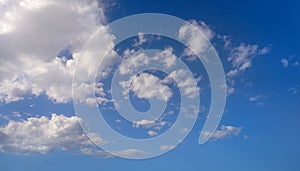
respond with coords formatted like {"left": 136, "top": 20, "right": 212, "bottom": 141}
{"left": 118, "top": 52, "right": 150, "bottom": 75}
{"left": 120, "top": 73, "right": 173, "bottom": 102}
{"left": 0, "top": 0, "right": 114, "bottom": 104}
{"left": 178, "top": 20, "right": 215, "bottom": 56}
{"left": 118, "top": 49, "right": 199, "bottom": 103}
{"left": 0, "top": 114, "right": 106, "bottom": 155}
{"left": 118, "top": 47, "right": 177, "bottom": 75}
{"left": 164, "top": 69, "right": 199, "bottom": 98}
{"left": 201, "top": 125, "right": 241, "bottom": 141}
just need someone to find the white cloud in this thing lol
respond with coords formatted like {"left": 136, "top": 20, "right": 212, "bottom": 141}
{"left": 164, "top": 69, "right": 199, "bottom": 98}
{"left": 153, "top": 47, "right": 177, "bottom": 68}
{"left": 0, "top": 114, "right": 107, "bottom": 155}
{"left": 178, "top": 20, "right": 215, "bottom": 56}
{"left": 218, "top": 35, "right": 231, "bottom": 48}
{"left": 201, "top": 125, "right": 241, "bottom": 141}
{"left": 112, "top": 149, "right": 149, "bottom": 158}
{"left": 118, "top": 52, "right": 150, "bottom": 75}
{"left": 120, "top": 73, "right": 173, "bottom": 102}
{"left": 225, "top": 43, "right": 269, "bottom": 96}
{"left": 227, "top": 43, "right": 269, "bottom": 77}
{"left": 226, "top": 85, "right": 235, "bottom": 96}
{"left": 0, "top": 0, "right": 114, "bottom": 104}
{"left": 259, "top": 47, "right": 270, "bottom": 55}
{"left": 160, "top": 145, "right": 175, "bottom": 151}
{"left": 133, "top": 32, "right": 147, "bottom": 47}
{"left": 281, "top": 58, "right": 289, "bottom": 68}
{"left": 147, "top": 130, "right": 158, "bottom": 136}
{"left": 249, "top": 95, "right": 265, "bottom": 102}
{"left": 119, "top": 47, "right": 177, "bottom": 75}
{"left": 179, "top": 128, "right": 189, "bottom": 134}
{"left": 249, "top": 95, "right": 266, "bottom": 107}
{"left": 228, "top": 44, "right": 258, "bottom": 72}
{"left": 133, "top": 119, "right": 155, "bottom": 128}
{"left": 133, "top": 119, "right": 167, "bottom": 130}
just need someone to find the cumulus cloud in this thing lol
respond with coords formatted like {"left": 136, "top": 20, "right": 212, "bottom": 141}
{"left": 0, "top": 0, "right": 114, "bottom": 104}
{"left": 0, "top": 114, "right": 106, "bottom": 155}
{"left": 118, "top": 47, "right": 177, "bottom": 75}
{"left": 178, "top": 20, "right": 215, "bottom": 56}
{"left": 120, "top": 73, "right": 173, "bottom": 102}
{"left": 164, "top": 69, "right": 199, "bottom": 98}
{"left": 118, "top": 52, "right": 150, "bottom": 75}
{"left": 201, "top": 125, "right": 241, "bottom": 141}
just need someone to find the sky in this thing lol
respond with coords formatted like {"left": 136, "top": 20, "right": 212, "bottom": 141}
{"left": 0, "top": 0, "right": 300, "bottom": 170}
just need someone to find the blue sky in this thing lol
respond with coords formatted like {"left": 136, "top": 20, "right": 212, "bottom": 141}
{"left": 0, "top": 0, "right": 300, "bottom": 170}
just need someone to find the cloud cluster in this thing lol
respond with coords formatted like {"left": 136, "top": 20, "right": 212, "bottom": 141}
{"left": 118, "top": 47, "right": 199, "bottom": 103}
{"left": 0, "top": 0, "right": 114, "bottom": 104}
{"left": 224, "top": 42, "right": 270, "bottom": 95}
{"left": 0, "top": 114, "right": 106, "bottom": 155}
{"left": 119, "top": 47, "right": 177, "bottom": 75}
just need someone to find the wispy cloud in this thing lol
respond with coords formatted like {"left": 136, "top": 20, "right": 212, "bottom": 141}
{"left": 201, "top": 125, "right": 242, "bottom": 141}
{"left": 281, "top": 58, "right": 289, "bottom": 68}
{"left": 227, "top": 43, "right": 269, "bottom": 77}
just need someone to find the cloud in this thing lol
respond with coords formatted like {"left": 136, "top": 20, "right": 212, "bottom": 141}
{"left": 147, "top": 130, "right": 158, "bottom": 136}
{"left": 118, "top": 51, "right": 150, "bottom": 75}
{"left": 0, "top": 114, "right": 106, "bottom": 155}
{"left": 119, "top": 47, "right": 177, "bottom": 75}
{"left": 178, "top": 20, "right": 215, "bottom": 56}
{"left": 133, "top": 119, "right": 168, "bottom": 130}
{"left": 201, "top": 125, "right": 241, "bottom": 141}
{"left": 112, "top": 149, "right": 149, "bottom": 158}
{"left": 179, "top": 128, "right": 189, "bottom": 134}
{"left": 225, "top": 43, "right": 270, "bottom": 96}
{"left": 281, "top": 58, "right": 289, "bottom": 68}
{"left": 160, "top": 145, "right": 175, "bottom": 151}
{"left": 164, "top": 69, "right": 199, "bottom": 98}
{"left": 227, "top": 43, "right": 268, "bottom": 77}
{"left": 120, "top": 72, "right": 173, "bottom": 102}
{"left": 249, "top": 95, "right": 265, "bottom": 102}
{"left": 133, "top": 32, "right": 147, "bottom": 47}
{"left": 0, "top": 0, "right": 114, "bottom": 104}
{"left": 249, "top": 94, "right": 266, "bottom": 107}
